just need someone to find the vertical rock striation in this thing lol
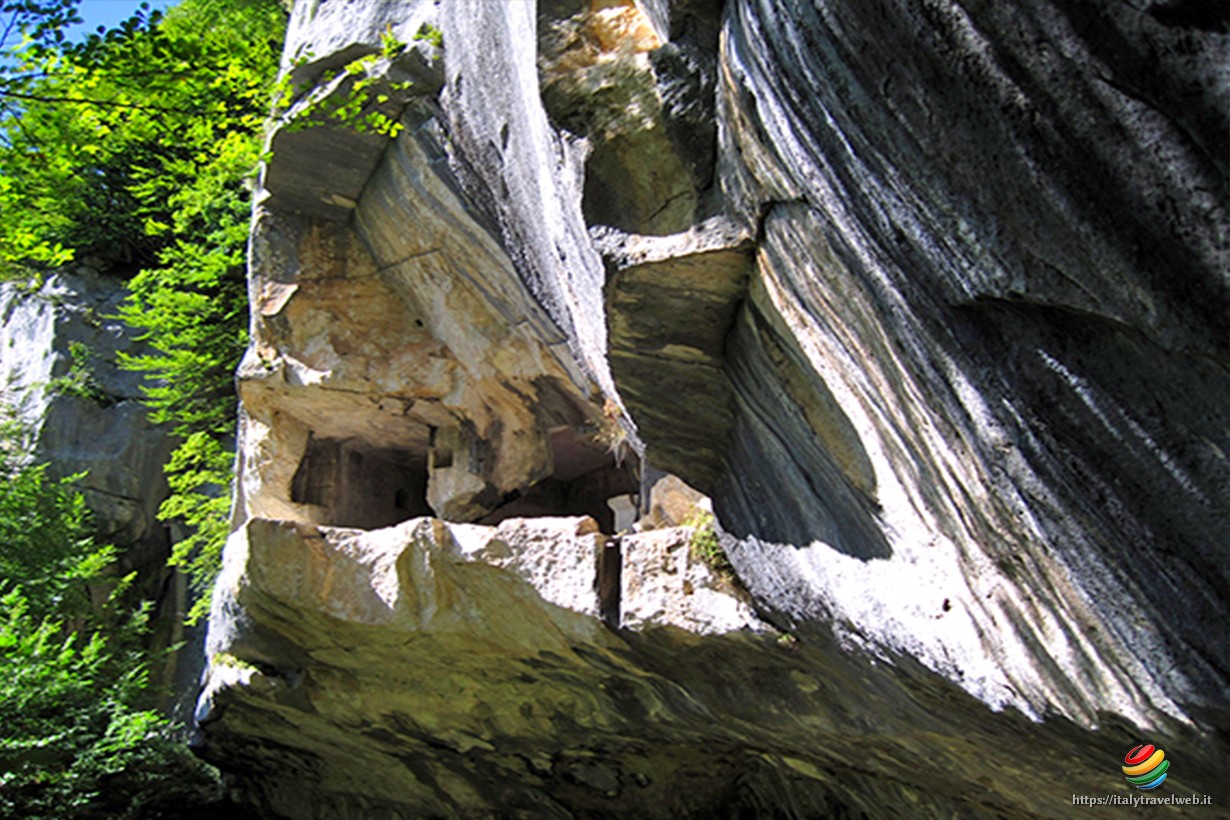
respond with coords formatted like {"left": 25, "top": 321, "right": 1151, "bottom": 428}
{"left": 0, "top": 271, "right": 196, "bottom": 703}
{"left": 198, "top": 0, "right": 1229, "bottom": 815}
{"left": 0, "top": 272, "right": 177, "bottom": 565}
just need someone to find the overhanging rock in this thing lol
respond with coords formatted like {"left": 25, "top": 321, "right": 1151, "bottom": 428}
{"left": 198, "top": 0, "right": 1229, "bottom": 814}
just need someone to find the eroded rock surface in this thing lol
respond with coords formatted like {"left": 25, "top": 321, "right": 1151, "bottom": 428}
{"left": 0, "top": 271, "right": 179, "bottom": 590}
{"left": 199, "top": 0, "right": 1229, "bottom": 815}
{"left": 1, "top": 272, "right": 175, "bottom": 555}
{"left": 0, "top": 271, "right": 199, "bottom": 707}
{"left": 199, "top": 514, "right": 1224, "bottom": 819}
{"left": 713, "top": 0, "right": 1228, "bottom": 729}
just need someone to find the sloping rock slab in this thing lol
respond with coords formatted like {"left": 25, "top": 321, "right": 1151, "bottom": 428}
{"left": 196, "top": 516, "right": 1225, "bottom": 819}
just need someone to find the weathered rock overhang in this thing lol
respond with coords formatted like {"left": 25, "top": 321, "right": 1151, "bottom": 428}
{"left": 198, "top": 514, "right": 1226, "bottom": 819}
{"left": 238, "top": 3, "right": 638, "bottom": 534}
{"left": 198, "top": 0, "right": 1230, "bottom": 815}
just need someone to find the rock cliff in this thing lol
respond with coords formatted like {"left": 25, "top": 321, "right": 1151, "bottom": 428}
{"left": 1, "top": 272, "right": 176, "bottom": 563}
{"left": 197, "top": 0, "right": 1228, "bottom": 816}
{"left": 0, "top": 272, "right": 191, "bottom": 634}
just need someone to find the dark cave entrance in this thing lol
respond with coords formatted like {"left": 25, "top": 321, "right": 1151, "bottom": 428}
{"left": 290, "top": 435, "right": 432, "bottom": 529}
{"left": 289, "top": 426, "right": 638, "bottom": 533}
{"left": 476, "top": 427, "right": 640, "bottom": 533}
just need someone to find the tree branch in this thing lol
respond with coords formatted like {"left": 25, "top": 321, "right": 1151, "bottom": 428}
{"left": 0, "top": 88, "right": 220, "bottom": 115}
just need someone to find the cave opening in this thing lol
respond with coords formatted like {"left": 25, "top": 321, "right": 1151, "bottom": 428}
{"left": 290, "top": 435, "right": 431, "bottom": 529}
{"left": 290, "top": 421, "right": 639, "bottom": 533}
{"left": 475, "top": 426, "right": 640, "bottom": 533}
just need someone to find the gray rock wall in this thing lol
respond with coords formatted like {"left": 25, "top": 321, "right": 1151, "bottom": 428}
{"left": 0, "top": 272, "right": 198, "bottom": 710}
{"left": 198, "top": 0, "right": 1229, "bottom": 815}
{"left": 0, "top": 271, "right": 177, "bottom": 578}
{"left": 713, "top": 0, "right": 1228, "bottom": 725}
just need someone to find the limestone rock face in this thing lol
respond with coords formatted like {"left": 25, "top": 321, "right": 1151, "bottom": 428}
{"left": 0, "top": 271, "right": 176, "bottom": 577}
{"left": 0, "top": 271, "right": 198, "bottom": 709}
{"left": 197, "top": 514, "right": 1221, "bottom": 819}
{"left": 199, "top": 0, "right": 1228, "bottom": 815}
{"left": 712, "top": 0, "right": 1228, "bottom": 728}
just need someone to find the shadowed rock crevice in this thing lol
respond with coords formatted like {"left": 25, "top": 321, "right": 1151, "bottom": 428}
{"left": 718, "top": 300, "right": 888, "bottom": 558}
{"left": 538, "top": 0, "right": 721, "bottom": 236}
{"left": 473, "top": 427, "right": 640, "bottom": 533}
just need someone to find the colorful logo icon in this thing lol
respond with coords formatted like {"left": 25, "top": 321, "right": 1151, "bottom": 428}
{"left": 1122, "top": 743, "right": 1168, "bottom": 790}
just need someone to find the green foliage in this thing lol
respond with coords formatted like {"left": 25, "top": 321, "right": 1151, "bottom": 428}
{"left": 44, "top": 340, "right": 107, "bottom": 403}
{"left": 381, "top": 24, "right": 407, "bottom": 58}
{"left": 1, "top": 0, "right": 286, "bottom": 621}
{"left": 273, "top": 48, "right": 409, "bottom": 138}
{"left": 211, "top": 651, "right": 258, "bottom": 672}
{"left": 0, "top": 414, "right": 222, "bottom": 818}
{"left": 272, "top": 21, "right": 423, "bottom": 139}
{"left": 686, "top": 510, "right": 736, "bottom": 581}
{"left": 0, "top": 411, "right": 111, "bottom": 623}
{"left": 110, "top": 0, "right": 284, "bottom": 622}
{"left": 0, "top": 1, "right": 281, "bottom": 810}
{"left": 0, "top": 1, "right": 160, "bottom": 272}
{"left": 159, "top": 432, "right": 232, "bottom": 624}
{"left": 3, "top": 4, "right": 166, "bottom": 274}
{"left": 0, "top": 588, "right": 186, "bottom": 819}
{"left": 413, "top": 22, "right": 442, "bottom": 50}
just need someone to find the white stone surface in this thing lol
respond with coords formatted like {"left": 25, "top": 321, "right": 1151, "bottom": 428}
{"left": 621, "top": 527, "right": 765, "bottom": 636}
{"left": 0, "top": 272, "right": 175, "bottom": 549}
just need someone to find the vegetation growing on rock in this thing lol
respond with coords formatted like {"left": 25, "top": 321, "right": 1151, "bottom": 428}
{"left": 0, "top": 414, "right": 224, "bottom": 817}
{"left": 1, "top": 0, "right": 286, "bottom": 622}
{"left": 686, "top": 508, "right": 735, "bottom": 581}
{"left": 44, "top": 340, "right": 107, "bottom": 404}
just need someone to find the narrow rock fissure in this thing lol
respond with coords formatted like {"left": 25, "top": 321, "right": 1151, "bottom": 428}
{"left": 598, "top": 534, "right": 622, "bottom": 628}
